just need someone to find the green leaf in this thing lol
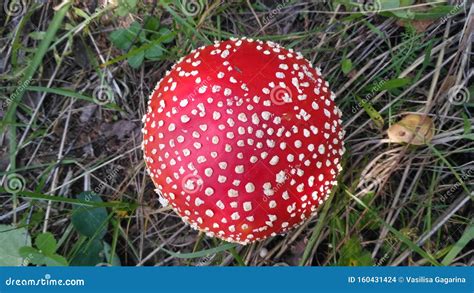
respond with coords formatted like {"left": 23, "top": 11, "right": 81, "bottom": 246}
{"left": 71, "top": 191, "right": 109, "bottom": 239}
{"left": 382, "top": 0, "right": 401, "bottom": 9}
{"left": 35, "top": 232, "right": 57, "bottom": 255}
{"left": 400, "top": 0, "right": 415, "bottom": 6}
{"left": 158, "top": 28, "right": 174, "bottom": 43}
{"left": 338, "top": 237, "right": 374, "bottom": 266}
{"left": 127, "top": 48, "right": 145, "bottom": 68}
{"left": 44, "top": 254, "right": 68, "bottom": 266}
{"left": 19, "top": 246, "right": 46, "bottom": 266}
{"left": 462, "top": 113, "right": 471, "bottom": 135}
{"left": 26, "top": 86, "right": 123, "bottom": 111}
{"left": 412, "top": 5, "right": 459, "bottom": 20}
{"left": 70, "top": 238, "right": 104, "bottom": 266}
{"left": 29, "top": 31, "right": 46, "bottom": 40}
{"left": 442, "top": 221, "right": 474, "bottom": 265}
{"left": 0, "top": 225, "right": 31, "bottom": 266}
{"left": 145, "top": 45, "right": 163, "bottom": 60}
{"left": 355, "top": 96, "right": 384, "bottom": 129}
{"left": 341, "top": 58, "right": 353, "bottom": 75}
{"left": 103, "top": 241, "right": 121, "bottom": 266}
{"left": 367, "top": 77, "right": 412, "bottom": 92}
{"left": 144, "top": 16, "right": 160, "bottom": 31}
{"left": 109, "top": 29, "right": 135, "bottom": 50}
{"left": 116, "top": 0, "right": 137, "bottom": 16}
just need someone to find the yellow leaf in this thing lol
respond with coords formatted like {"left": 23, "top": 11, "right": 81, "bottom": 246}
{"left": 387, "top": 114, "right": 434, "bottom": 145}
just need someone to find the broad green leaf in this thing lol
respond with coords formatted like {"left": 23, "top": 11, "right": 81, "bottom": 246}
{"left": 35, "top": 232, "right": 57, "bottom": 255}
{"left": 0, "top": 225, "right": 31, "bottom": 266}
{"left": 158, "top": 28, "right": 174, "bottom": 43}
{"left": 338, "top": 237, "right": 374, "bottom": 266}
{"left": 341, "top": 58, "right": 353, "bottom": 75}
{"left": 127, "top": 48, "right": 145, "bottom": 68}
{"left": 116, "top": 0, "right": 137, "bottom": 16}
{"left": 19, "top": 246, "right": 46, "bottom": 266}
{"left": 44, "top": 254, "right": 68, "bottom": 266}
{"left": 367, "top": 77, "right": 412, "bottom": 92}
{"left": 109, "top": 29, "right": 135, "bottom": 50}
{"left": 70, "top": 238, "right": 104, "bottom": 266}
{"left": 144, "top": 16, "right": 160, "bottom": 31}
{"left": 71, "top": 191, "right": 108, "bottom": 239}
{"left": 145, "top": 45, "right": 163, "bottom": 60}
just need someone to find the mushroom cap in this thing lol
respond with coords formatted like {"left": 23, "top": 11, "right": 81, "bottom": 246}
{"left": 142, "top": 37, "right": 344, "bottom": 244}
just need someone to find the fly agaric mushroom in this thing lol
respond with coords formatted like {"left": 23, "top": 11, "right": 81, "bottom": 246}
{"left": 142, "top": 37, "right": 344, "bottom": 244}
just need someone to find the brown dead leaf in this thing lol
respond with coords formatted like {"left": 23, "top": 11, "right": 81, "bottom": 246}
{"left": 438, "top": 75, "right": 457, "bottom": 95}
{"left": 397, "top": 19, "right": 435, "bottom": 33}
{"left": 387, "top": 114, "right": 434, "bottom": 145}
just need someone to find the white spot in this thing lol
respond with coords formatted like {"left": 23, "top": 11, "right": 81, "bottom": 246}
{"left": 235, "top": 165, "right": 244, "bottom": 174}
{"left": 269, "top": 156, "right": 279, "bottom": 165}
{"left": 228, "top": 189, "right": 239, "bottom": 197}
{"left": 245, "top": 182, "right": 255, "bottom": 193}
{"left": 243, "top": 202, "right": 252, "bottom": 211}
{"left": 205, "top": 187, "right": 214, "bottom": 196}
{"left": 205, "top": 209, "right": 214, "bottom": 217}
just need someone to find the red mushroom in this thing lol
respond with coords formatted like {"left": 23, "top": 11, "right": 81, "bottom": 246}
{"left": 142, "top": 37, "right": 344, "bottom": 244}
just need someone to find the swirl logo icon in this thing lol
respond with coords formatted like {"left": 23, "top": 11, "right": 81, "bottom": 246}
{"left": 360, "top": 0, "right": 382, "bottom": 14}
{"left": 270, "top": 85, "right": 293, "bottom": 105}
{"left": 92, "top": 85, "right": 115, "bottom": 105}
{"left": 447, "top": 85, "right": 470, "bottom": 105}
{"left": 358, "top": 175, "right": 382, "bottom": 194}
{"left": 181, "top": 173, "right": 204, "bottom": 194}
{"left": 180, "top": 0, "right": 203, "bottom": 17}
{"left": 4, "top": 173, "right": 26, "bottom": 194}
{"left": 4, "top": 0, "right": 26, "bottom": 17}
